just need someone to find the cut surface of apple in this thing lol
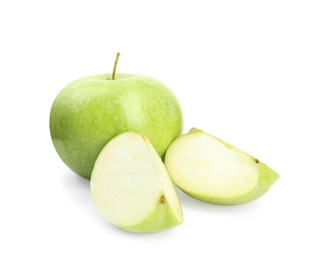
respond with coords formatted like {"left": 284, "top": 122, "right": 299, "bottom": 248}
{"left": 165, "top": 128, "right": 279, "bottom": 205}
{"left": 90, "top": 132, "right": 183, "bottom": 233}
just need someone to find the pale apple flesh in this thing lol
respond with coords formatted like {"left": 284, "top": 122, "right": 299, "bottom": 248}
{"left": 165, "top": 128, "right": 279, "bottom": 205}
{"left": 90, "top": 132, "right": 183, "bottom": 232}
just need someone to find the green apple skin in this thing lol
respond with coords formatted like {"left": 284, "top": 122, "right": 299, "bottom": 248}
{"left": 165, "top": 128, "right": 279, "bottom": 205}
{"left": 122, "top": 203, "right": 182, "bottom": 233}
{"left": 50, "top": 73, "right": 183, "bottom": 179}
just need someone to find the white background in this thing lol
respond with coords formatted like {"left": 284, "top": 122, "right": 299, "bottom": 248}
{"left": 1, "top": 0, "right": 331, "bottom": 259}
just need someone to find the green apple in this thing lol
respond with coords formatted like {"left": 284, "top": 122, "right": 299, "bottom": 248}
{"left": 50, "top": 63, "right": 182, "bottom": 179}
{"left": 165, "top": 128, "right": 279, "bottom": 205}
{"left": 90, "top": 132, "right": 183, "bottom": 232}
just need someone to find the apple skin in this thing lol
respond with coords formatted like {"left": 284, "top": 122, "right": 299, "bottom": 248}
{"left": 121, "top": 203, "right": 182, "bottom": 232}
{"left": 50, "top": 73, "right": 183, "bottom": 179}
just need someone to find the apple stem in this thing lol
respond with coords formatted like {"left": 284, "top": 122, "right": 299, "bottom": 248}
{"left": 112, "top": 52, "right": 121, "bottom": 80}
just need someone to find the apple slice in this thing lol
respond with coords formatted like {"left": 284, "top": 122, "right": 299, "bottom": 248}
{"left": 165, "top": 128, "right": 279, "bottom": 205}
{"left": 90, "top": 132, "right": 183, "bottom": 232}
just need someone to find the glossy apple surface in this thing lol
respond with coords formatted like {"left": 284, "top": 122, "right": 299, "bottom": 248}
{"left": 50, "top": 73, "right": 182, "bottom": 179}
{"left": 90, "top": 132, "right": 183, "bottom": 232}
{"left": 165, "top": 128, "right": 279, "bottom": 205}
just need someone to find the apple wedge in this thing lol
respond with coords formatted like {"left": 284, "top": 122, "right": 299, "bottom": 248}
{"left": 165, "top": 128, "right": 279, "bottom": 205}
{"left": 90, "top": 132, "right": 183, "bottom": 232}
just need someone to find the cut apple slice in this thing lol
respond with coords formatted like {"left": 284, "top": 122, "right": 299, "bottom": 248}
{"left": 90, "top": 132, "right": 183, "bottom": 232}
{"left": 165, "top": 128, "right": 279, "bottom": 205}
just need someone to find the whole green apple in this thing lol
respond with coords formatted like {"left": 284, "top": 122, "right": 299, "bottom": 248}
{"left": 50, "top": 73, "right": 183, "bottom": 179}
